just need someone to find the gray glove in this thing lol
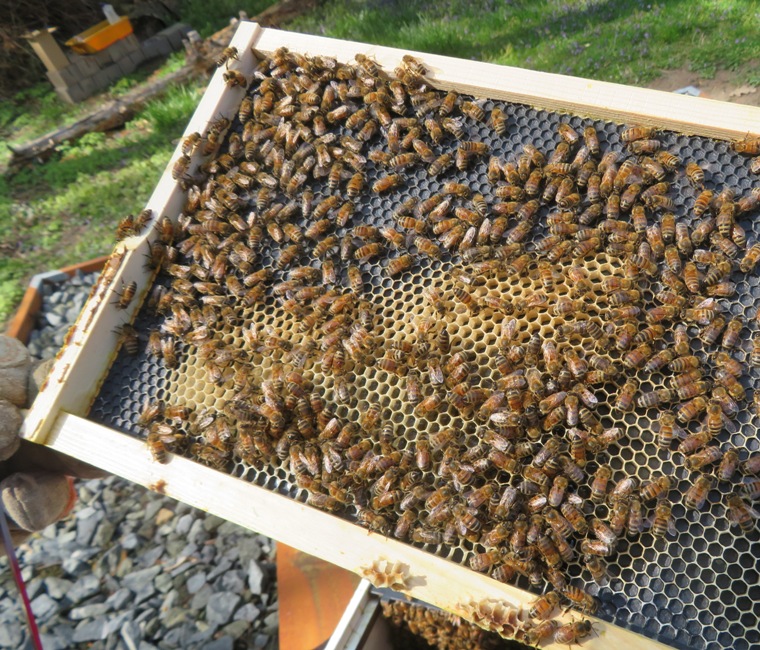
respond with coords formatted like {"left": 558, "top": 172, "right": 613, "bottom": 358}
{"left": 0, "top": 335, "right": 105, "bottom": 555}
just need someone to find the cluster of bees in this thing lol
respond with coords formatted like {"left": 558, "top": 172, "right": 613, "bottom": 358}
{"left": 381, "top": 600, "right": 518, "bottom": 650}
{"left": 111, "top": 43, "right": 760, "bottom": 645}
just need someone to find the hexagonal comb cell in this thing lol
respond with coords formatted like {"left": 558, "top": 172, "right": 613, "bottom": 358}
{"left": 90, "top": 49, "right": 760, "bottom": 649}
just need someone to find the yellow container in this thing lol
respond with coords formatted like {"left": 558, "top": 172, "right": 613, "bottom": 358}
{"left": 65, "top": 17, "right": 133, "bottom": 55}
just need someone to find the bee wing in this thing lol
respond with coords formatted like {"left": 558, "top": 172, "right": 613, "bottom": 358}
{"left": 567, "top": 493, "right": 584, "bottom": 506}
{"left": 673, "top": 422, "right": 688, "bottom": 439}
{"left": 722, "top": 413, "right": 739, "bottom": 434}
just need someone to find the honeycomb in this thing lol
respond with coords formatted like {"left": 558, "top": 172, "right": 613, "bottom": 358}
{"left": 89, "top": 49, "right": 760, "bottom": 650}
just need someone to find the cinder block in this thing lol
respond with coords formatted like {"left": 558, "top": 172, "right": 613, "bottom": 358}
{"left": 123, "top": 34, "right": 140, "bottom": 52}
{"left": 117, "top": 56, "right": 138, "bottom": 77}
{"left": 153, "top": 23, "right": 192, "bottom": 51}
{"left": 129, "top": 50, "right": 146, "bottom": 67}
{"left": 90, "top": 48, "right": 114, "bottom": 68}
{"left": 106, "top": 39, "right": 128, "bottom": 60}
{"left": 76, "top": 76, "right": 96, "bottom": 98}
{"left": 46, "top": 65, "right": 79, "bottom": 88}
{"left": 54, "top": 84, "right": 87, "bottom": 104}
{"left": 71, "top": 55, "right": 99, "bottom": 76}
{"left": 91, "top": 66, "right": 120, "bottom": 92}
{"left": 141, "top": 36, "right": 172, "bottom": 60}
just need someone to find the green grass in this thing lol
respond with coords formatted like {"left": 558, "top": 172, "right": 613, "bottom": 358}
{"left": 178, "top": 0, "right": 276, "bottom": 37}
{"left": 290, "top": 0, "right": 760, "bottom": 86}
{"left": 0, "top": 82, "right": 204, "bottom": 323}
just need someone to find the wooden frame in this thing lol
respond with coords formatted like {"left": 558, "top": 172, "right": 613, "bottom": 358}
{"left": 21, "top": 21, "right": 759, "bottom": 649}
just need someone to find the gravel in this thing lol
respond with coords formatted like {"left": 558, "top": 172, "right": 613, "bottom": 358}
{"left": 0, "top": 273, "right": 280, "bottom": 648}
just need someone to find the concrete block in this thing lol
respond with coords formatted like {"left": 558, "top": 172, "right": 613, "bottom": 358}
{"left": 91, "top": 65, "right": 121, "bottom": 92}
{"left": 129, "top": 50, "right": 146, "bottom": 67}
{"left": 46, "top": 65, "right": 79, "bottom": 88}
{"left": 76, "top": 76, "right": 96, "bottom": 99}
{"left": 141, "top": 36, "right": 171, "bottom": 60}
{"left": 155, "top": 23, "right": 192, "bottom": 51}
{"left": 106, "top": 39, "right": 128, "bottom": 61}
{"left": 70, "top": 55, "right": 99, "bottom": 76}
{"left": 90, "top": 48, "right": 114, "bottom": 69}
{"left": 54, "top": 84, "right": 87, "bottom": 105}
{"left": 123, "top": 34, "right": 140, "bottom": 53}
{"left": 117, "top": 56, "right": 138, "bottom": 77}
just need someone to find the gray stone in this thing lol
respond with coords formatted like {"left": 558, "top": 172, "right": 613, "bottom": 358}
{"left": 38, "top": 633, "right": 68, "bottom": 650}
{"left": 174, "top": 513, "right": 194, "bottom": 535}
{"left": 120, "top": 620, "right": 142, "bottom": 650}
{"left": 161, "top": 607, "right": 190, "bottom": 629}
{"left": 217, "top": 521, "right": 242, "bottom": 536}
{"left": 253, "top": 633, "right": 270, "bottom": 649}
{"left": 138, "top": 545, "right": 163, "bottom": 568}
{"left": 137, "top": 643, "right": 160, "bottom": 650}
{"left": 206, "top": 592, "right": 241, "bottom": 626}
{"left": 106, "top": 587, "right": 133, "bottom": 610}
{"left": 221, "top": 571, "right": 244, "bottom": 593}
{"left": 263, "top": 611, "right": 279, "bottom": 633}
{"left": 50, "top": 624, "right": 75, "bottom": 647}
{"left": 203, "top": 514, "right": 225, "bottom": 531}
{"left": 186, "top": 571, "right": 207, "bottom": 594}
{"left": 44, "top": 576, "right": 73, "bottom": 601}
{"left": 207, "top": 557, "right": 232, "bottom": 581}
{"left": 223, "top": 619, "right": 251, "bottom": 640}
{"left": 154, "top": 573, "right": 173, "bottom": 593}
{"left": 92, "top": 519, "right": 116, "bottom": 546}
{"left": 160, "top": 588, "right": 179, "bottom": 614}
{"left": 31, "top": 593, "right": 59, "bottom": 621}
{"left": 121, "top": 532, "right": 140, "bottom": 550}
{"left": 76, "top": 514, "right": 101, "bottom": 546}
{"left": 45, "top": 312, "right": 63, "bottom": 327}
{"left": 72, "top": 618, "right": 106, "bottom": 642}
{"left": 69, "top": 602, "right": 110, "bottom": 620}
{"left": 234, "top": 603, "right": 261, "bottom": 623}
{"left": 247, "top": 560, "right": 266, "bottom": 593}
{"left": 188, "top": 519, "right": 207, "bottom": 545}
{"left": 122, "top": 566, "right": 161, "bottom": 592}
{"left": 0, "top": 620, "right": 23, "bottom": 647}
{"left": 237, "top": 537, "right": 263, "bottom": 563}
{"left": 132, "top": 582, "right": 157, "bottom": 606}
{"left": 190, "top": 584, "right": 213, "bottom": 611}
{"left": 203, "top": 638, "right": 234, "bottom": 650}
{"left": 68, "top": 574, "right": 100, "bottom": 604}
{"left": 103, "top": 611, "right": 133, "bottom": 637}
{"left": 61, "top": 555, "right": 89, "bottom": 575}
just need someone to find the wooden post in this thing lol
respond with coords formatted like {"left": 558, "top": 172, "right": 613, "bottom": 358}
{"left": 23, "top": 28, "right": 70, "bottom": 72}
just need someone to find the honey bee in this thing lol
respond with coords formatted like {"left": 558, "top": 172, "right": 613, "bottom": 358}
{"left": 652, "top": 501, "right": 675, "bottom": 538}
{"left": 468, "top": 549, "right": 501, "bottom": 572}
{"left": 591, "top": 464, "right": 612, "bottom": 503}
{"left": 741, "top": 454, "right": 760, "bottom": 476}
{"left": 732, "top": 134, "right": 760, "bottom": 155}
{"left": 739, "top": 242, "right": 760, "bottom": 273}
{"left": 114, "top": 280, "right": 137, "bottom": 310}
{"left": 529, "top": 591, "right": 561, "bottom": 621}
{"left": 718, "top": 448, "right": 739, "bottom": 482}
{"left": 726, "top": 494, "right": 759, "bottom": 533}
{"left": 684, "top": 474, "right": 714, "bottom": 510}
{"left": 386, "top": 254, "right": 415, "bottom": 277}
{"left": 223, "top": 69, "right": 248, "bottom": 87}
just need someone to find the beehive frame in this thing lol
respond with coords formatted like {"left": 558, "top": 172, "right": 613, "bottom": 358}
{"left": 21, "top": 22, "right": 760, "bottom": 650}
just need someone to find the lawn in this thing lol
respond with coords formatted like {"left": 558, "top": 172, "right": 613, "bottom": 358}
{"left": 1, "top": 0, "right": 758, "bottom": 324}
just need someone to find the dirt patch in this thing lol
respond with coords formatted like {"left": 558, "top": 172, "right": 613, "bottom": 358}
{"left": 647, "top": 60, "right": 760, "bottom": 107}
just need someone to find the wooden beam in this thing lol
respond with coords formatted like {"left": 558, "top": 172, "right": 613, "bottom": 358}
{"left": 47, "top": 412, "right": 671, "bottom": 650}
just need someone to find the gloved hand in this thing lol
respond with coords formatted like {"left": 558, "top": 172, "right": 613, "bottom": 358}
{"left": 0, "top": 335, "right": 105, "bottom": 555}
